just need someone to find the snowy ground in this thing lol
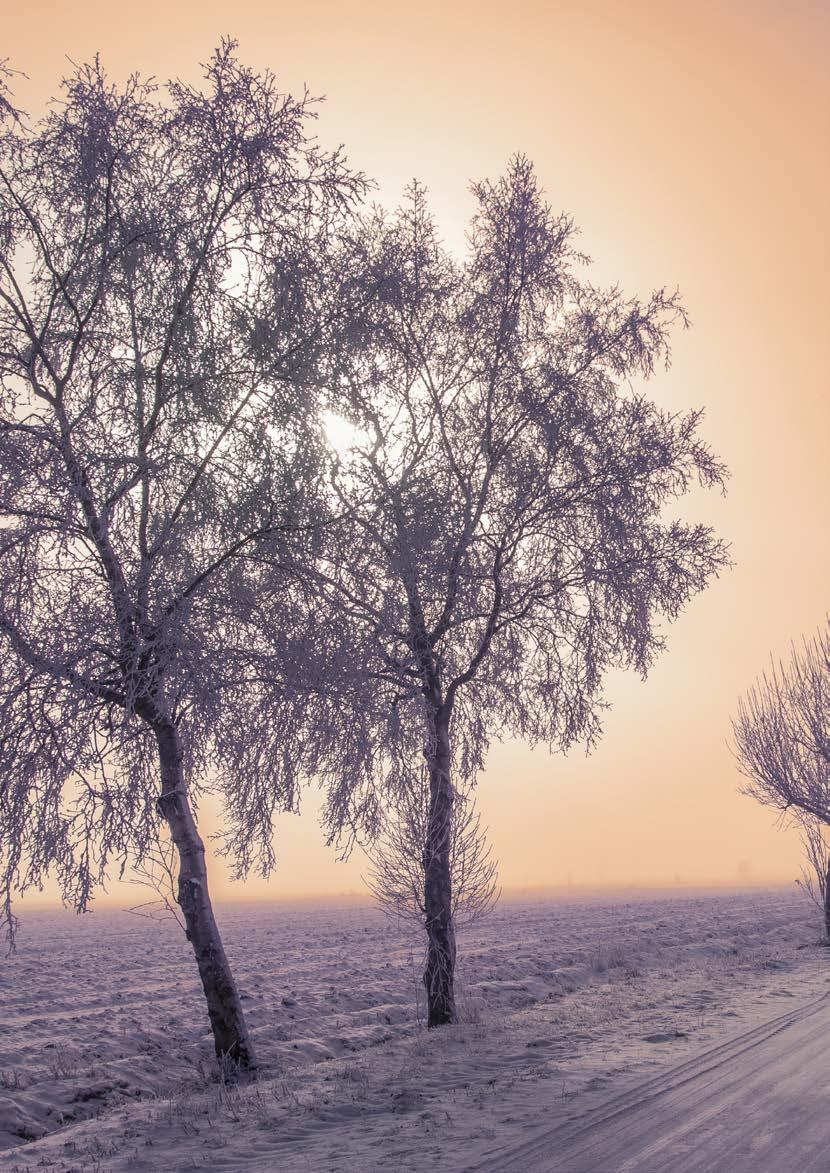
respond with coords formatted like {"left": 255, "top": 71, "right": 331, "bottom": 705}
{"left": 0, "top": 888, "right": 827, "bottom": 1171}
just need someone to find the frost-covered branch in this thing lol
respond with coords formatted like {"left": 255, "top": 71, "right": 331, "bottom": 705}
{"left": 365, "top": 770, "right": 499, "bottom": 930}
{"left": 733, "top": 623, "right": 830, "bottom": 824}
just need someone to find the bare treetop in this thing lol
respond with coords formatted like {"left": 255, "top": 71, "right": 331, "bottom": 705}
{"left": 319, "top": 159, "right": 728, "bottom": 803}
{"left": 734, "top": 623, "right": 830, "bottom": 823}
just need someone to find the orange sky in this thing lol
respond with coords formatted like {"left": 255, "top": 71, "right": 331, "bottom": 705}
{"left": 5, "top": 0, "right": 829, "bottom": 902}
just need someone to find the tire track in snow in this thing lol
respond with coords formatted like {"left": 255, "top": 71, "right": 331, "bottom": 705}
{"left": 473, "top": 988, "right": 830, "bottom": 1172}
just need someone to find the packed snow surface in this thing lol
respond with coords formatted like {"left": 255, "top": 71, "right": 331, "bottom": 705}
{"left": 1, "top": 888, "right": 827, "bottom": 1170}
{"left": 476, "top": 986, "right": 830, "bottom": 1171}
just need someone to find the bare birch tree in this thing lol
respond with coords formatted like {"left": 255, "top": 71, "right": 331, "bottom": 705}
{"left": 314, "top": 159, "right": 729, "bottom": 1026}
{"left": 365, "top": 768, "right": 498, "bottom": 930}
{"left": 733, "top": 623, "right": 830, "bottom": 937}
{"left": 0, "top": 45, "right": 364, "bottom": 1065}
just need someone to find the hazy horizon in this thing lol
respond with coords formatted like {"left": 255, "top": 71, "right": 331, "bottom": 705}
{"left": 14, "top": 869, "right": 806, "bottom": 914}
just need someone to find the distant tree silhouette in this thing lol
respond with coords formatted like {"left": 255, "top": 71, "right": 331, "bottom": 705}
{"left": 314, "top": 159, "right": 729, "bottom": 1026}
{"left": 0, "top": 43, "right": 365, "bottom": 1065}
{"left": 734, "top": 623, "right": 830, "bottom": 938}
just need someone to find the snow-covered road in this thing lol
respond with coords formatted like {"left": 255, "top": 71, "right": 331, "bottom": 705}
{"left": 477, "top": 989, "right": 830, "bottom": 1172}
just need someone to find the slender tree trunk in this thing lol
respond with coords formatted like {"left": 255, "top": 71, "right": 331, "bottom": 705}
{"left": 154, "top": 719, "right": 256, "bottom": 1067}
{"left": 422, "top": 703, "right": 457, "bottom": 1027}
{"left": 824, "top": 859, "right": 830, "bottom": 943}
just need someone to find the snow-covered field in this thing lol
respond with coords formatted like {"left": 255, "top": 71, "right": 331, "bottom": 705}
{"left": 1, "top": 888, "right": 827, "bottom": 1171}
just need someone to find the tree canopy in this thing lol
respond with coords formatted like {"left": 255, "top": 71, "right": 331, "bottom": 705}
{"left": 0, "top": 42, "right": 365, "bottom": 1058}
{"left": 309, "top": 158, "right": 729, "bottom": 1022}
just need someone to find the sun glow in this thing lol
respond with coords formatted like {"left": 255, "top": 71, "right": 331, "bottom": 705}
{"left": 323, "top": 411, "right": 365, "bottom": 458}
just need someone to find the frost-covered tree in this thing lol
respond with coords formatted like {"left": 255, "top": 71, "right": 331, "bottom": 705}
{"left": 734, "top": 623, "right": 830, "bottom": 936}
{"left": 316, "top": 159, "right": 728, "bottom": 1026}
{"left": 0, "top": 45, "right": 364, "bottom": 1065}
{"left": 365, "top": 767, "right": 498, "bottom": 932}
